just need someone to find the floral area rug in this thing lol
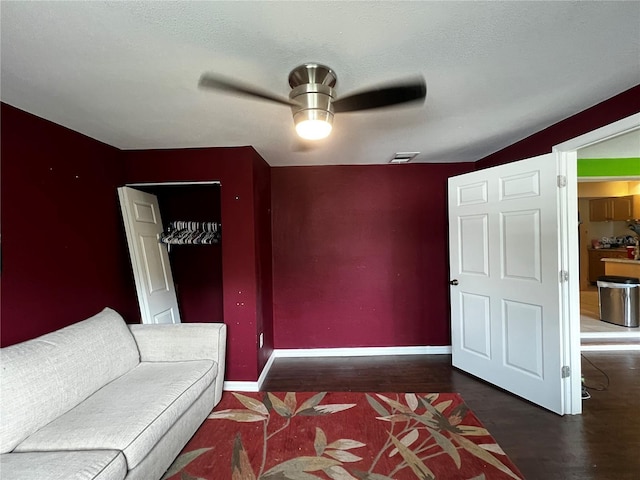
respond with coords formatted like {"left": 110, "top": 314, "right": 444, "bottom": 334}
{"left": 163, "top": 392, "right": 524, "bottom": 480}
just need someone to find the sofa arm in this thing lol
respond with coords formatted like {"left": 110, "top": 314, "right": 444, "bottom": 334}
{"left": 128, "top": 323, "right": 227, "bottom": 404}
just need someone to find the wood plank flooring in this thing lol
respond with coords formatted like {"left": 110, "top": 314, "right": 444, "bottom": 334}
{"left": 262, "top": 353, "right": 640, "bottom": 479}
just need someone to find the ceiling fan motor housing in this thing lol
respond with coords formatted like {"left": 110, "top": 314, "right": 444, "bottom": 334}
{"left": 198, "top": 62, "right": 427, "bottom": 141}
{"left": 288, "top": 64, "right": 337, "bottom": 137}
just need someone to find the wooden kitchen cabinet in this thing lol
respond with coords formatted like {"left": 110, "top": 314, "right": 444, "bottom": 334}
{"left": 611, "top": 196, "right": 633, "bottom": 220}
{"left": 589, "top": 195, "right": 634, "bottom": 221}
{"left": 588, "top": 248, "right": 629, "bottom": 283}
{"left": 589, "top": 198, "right": 609, "bottom": 221}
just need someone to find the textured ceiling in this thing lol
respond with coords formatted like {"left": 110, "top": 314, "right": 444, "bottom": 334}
{"left": 1, "top": 1, "right": 639, "bottom": 166}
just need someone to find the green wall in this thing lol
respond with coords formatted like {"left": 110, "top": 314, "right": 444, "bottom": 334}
{"left": 577, "top": 158, "right": 640, "bottom": 177}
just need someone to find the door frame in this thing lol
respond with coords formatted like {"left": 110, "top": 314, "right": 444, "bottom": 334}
{"left": 554, "top": 113, "right": 640, "bottom": 415}
{"left": 127, "top": 181, "right": 222, "bottom": 187}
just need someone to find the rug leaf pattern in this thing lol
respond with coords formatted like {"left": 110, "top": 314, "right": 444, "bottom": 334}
{"left": 165, "top": 392, "right": 524, "bottom": 480}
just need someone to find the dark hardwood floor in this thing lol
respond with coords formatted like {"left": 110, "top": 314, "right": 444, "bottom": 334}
{"left": 261, "top": 352, "right": 640, "bottom": 480}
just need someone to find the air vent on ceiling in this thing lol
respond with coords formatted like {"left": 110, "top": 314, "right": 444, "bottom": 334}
{"left": 389, "top": 152, "right": 419, "bottom": 164}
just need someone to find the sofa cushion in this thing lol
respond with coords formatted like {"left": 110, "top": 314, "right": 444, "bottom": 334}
{"left": 0, "top": 308, "right": 140, "bottom": 453}
{"left": 15, "top": 360, "right": 216, "bottom": 470}
{"left": 0, "top": 450, "right": 127, "bottom": 480}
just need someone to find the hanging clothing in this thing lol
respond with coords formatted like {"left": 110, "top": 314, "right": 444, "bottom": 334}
{"left": 160, "top": 221, "right": 221, "bottom": 245}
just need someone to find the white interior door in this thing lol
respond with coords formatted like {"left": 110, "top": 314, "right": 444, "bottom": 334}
{"left": 448, "top": 153, "right": 565, "bottom": 414}
{"left": 118, "top": 186, "right": 181, "bottom": 324}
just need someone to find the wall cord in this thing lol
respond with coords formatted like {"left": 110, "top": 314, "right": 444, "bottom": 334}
{"left": 581, "top": 353, "right": 610, "bottom": 392}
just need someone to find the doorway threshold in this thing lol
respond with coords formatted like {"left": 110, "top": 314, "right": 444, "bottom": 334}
{"left": 581, "top": 335, "right": 640, "bottom": 351}
{"left": 581, "top": 330, "right": 640, "bottom": 339}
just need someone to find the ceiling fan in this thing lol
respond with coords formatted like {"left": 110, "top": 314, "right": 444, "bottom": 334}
{"left": 198, "top": 63, "right": 427, "bottom": 141}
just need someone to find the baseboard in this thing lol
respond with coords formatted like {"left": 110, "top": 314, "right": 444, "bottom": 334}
{"left": 223, "top": 380, "right": 260, "bottom": 392}
{"left": 223, "top": 345, "right": 451, "bottom": 391}
{"left": 581, "top": 344, "right": 640, "bottom": 352}
{"left": 272, "top": 345, "right": 452, "bottom": 358}
{"left": 257, "top": 352, "right": 277, "bottom": 388}
{"left": 223, "top": 352, "right": 277, "bottom": 392}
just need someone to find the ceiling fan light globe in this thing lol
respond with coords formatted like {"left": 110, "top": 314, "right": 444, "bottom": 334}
{"left": 296, "top": 119, "right": 332, "bottom": 140}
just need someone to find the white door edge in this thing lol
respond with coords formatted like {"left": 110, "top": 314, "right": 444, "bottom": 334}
{"left": 553, "top": 113, "right": 640, "bottom": 415}
{"left": 117, "top": 188, "right": 151, "bottom": 322}
{"left": 556, "top": 149, "right": 581, "bottom": 415}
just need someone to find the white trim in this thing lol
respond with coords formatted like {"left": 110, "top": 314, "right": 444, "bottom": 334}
{"left": 557, "top": 148, "right": 579, "bottom": 416}
{"left": 272, "top": 345, "right": 452, "bottom": 358}
{"left": 581, "top": 331, "right": 640, "bottom": 339}
{"left": 581, "top": 344, "right": 640, "bottom": 352}
{"left": 223, "top": 351, "right": 278, "bottom": 392}
{"left": 258, "top": 352, "right": 277, "bottom": 387}
{"left": 578, "top": 176, "right": 640, "bottom": 182}
{"left": 553, "top": 113, "right": 640, "bottom": 415}
{"left": 125, "top": 181, "right": 221, "bottom": 187}
{"left": 555, "top": 113, "right": 640, "bottom": 151}
{"left": 223, "top": 380, "right": 260, "bottom": 392}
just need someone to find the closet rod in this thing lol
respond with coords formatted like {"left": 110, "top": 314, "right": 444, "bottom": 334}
{"left": 125, "top": 181, "right": 221, "bottom": 187}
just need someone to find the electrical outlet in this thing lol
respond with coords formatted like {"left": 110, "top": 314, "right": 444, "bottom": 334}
{"left": 259, "top": 332, "right": 264, "bottom": 348}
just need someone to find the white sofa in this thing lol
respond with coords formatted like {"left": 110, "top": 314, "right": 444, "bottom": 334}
{"left": 0, "top": 307, "right": 227, "bottom": 480}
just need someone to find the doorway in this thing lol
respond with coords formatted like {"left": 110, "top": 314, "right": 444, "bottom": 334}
{"left": 447, "top": 115, "right": 639, "bottom": 415}
{"left": 550, "top": 113, "right": 640, "bottom": 414}
{"left": 122, "top": 182, "right": 224, "bottom": 324}
{"left": 577, "top": 179, "right": 640, "bottom": 347}
{"left": 574, "top": 131, "right": 640, "bottom": 349}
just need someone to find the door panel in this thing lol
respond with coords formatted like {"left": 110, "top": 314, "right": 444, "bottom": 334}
{"left": 449, "top": 153, "right": 564, "bottom": 414}
{"left": 118, "top": 186, "right": 181, "bottom": 324}
{"left": 133, "top": 200, "right": 157, "bottom": 224}
{"left": 460, "top": 292, "right": 491, "bottom": 357}
{"left": 140, "top": 235, "right": 171, "bottom": 293}
{"left": 501, "top": 209, "right": 541, "bottom": 281}
{"left": 503, "top": 300, "right": 543, "bottom": 377}
{"left": 154, "top": 308, "right": 177, "bottom": 324}
{"left": 459, "top": 215, "right": 489, "bottom": 275}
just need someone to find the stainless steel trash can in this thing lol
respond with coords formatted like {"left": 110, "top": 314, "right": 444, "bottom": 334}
{"left": 596, "top": 275, "right": 640, "bottom": 327}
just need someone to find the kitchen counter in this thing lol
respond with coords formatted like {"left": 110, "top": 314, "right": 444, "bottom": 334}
{"left": 587, "top": 248, "right": 629, "bottom": 283}
{"left": 601, "top": 257, "right": 640, "bottom": 265}
{"left": 602, "top": 257, "right": 640, "bottom": 278}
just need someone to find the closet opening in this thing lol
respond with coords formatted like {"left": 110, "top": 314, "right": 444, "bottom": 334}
{"left": 125, "top": 181, "right": 223, "bottom": 324}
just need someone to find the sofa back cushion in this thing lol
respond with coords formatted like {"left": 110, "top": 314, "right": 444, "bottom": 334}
{"left": 0, "top": 307, "right": 140, "bottom": 453}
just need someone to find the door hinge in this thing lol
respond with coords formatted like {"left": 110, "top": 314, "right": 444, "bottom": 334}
{"left": 562, "top": 366, "right": 571, "bottom": 378}
{"left": 557, "top": 175, "right": 567, "bottom": 187}
{"left": 559, "top": 270, "right": 569, "bottom": 282}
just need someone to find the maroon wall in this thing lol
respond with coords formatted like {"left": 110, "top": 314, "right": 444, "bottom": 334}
{"left": 3, "top": 82, "right": 637, "bottom": 377}
{"left": 122, "top": 147, "right": 270, "bottom": 381}
{"left": 271, "top": 163, "right": 474, "bottom": 349}
{"left": 253, "top": 156, "right": 274, "bottom": 371}
{"left": 477, "top": 85, "right": 640, "bottom": 169}
{"left": 0, "top": 104, "right": 138, "bottom": 346}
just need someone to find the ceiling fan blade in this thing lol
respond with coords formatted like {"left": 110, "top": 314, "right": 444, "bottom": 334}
{"left": 332, "top": 77, "right": 426, "bottom": 113}
{"left": 198, "top": 72, "right": 299, "bottom": 107}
